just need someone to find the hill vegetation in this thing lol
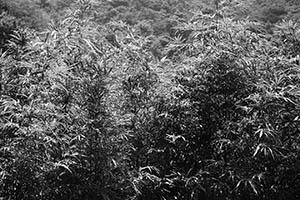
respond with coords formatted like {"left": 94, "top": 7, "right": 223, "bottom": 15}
{"left": 0, "top": 0, "right": 300, "bottom": 200}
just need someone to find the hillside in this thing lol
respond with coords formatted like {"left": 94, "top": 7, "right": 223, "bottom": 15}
{"left": 0, "top": 1, "right": 300, "bottom": 200}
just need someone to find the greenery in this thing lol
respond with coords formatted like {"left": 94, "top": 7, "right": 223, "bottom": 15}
{"left": 0, "top": 0, "right": 300, "bottom": 200}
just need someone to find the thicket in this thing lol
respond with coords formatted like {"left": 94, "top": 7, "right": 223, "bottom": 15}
{"left": 0, "top": 0, "right": 300, "bottom": 200}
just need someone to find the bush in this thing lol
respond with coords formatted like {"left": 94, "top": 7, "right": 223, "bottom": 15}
{"left": 0, "top": 2, "right": 132, "bottom": 199}
{"left": 131, "top": 16, "right": 300, "bottom": 200}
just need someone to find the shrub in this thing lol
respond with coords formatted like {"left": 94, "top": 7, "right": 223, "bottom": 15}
{"left": 132, "top": 16, "right": 300, "bottom": 200}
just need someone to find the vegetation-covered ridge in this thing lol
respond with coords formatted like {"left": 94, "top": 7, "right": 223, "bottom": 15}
{"left": 0, "top": 0, "right": 300, "bottom": 200}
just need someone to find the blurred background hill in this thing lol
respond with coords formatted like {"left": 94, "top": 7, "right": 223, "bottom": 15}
{"left": 1, "top": 0, "right": 299, "bottom": 31}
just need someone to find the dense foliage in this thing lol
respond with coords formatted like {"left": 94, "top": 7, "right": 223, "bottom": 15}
{"left": 0, "top": 0, "right": 300, "bottom": 200}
